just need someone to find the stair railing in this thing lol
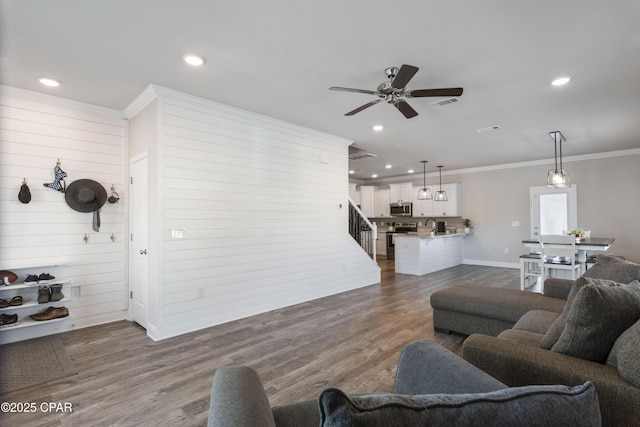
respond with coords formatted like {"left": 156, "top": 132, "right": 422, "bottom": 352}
{"left": 348, "top": 198, "right": 377, "bottom": 260}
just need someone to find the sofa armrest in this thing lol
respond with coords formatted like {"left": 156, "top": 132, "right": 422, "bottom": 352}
{"left": 543, "top": 278, "right": 573, "bottom": 299}
{"left": 462, "top": 334, "right": 640, "bottom": 427}
{"left": 208, "top": 366, "right": 276, "bottom": 427}
{"left": 394, "top": 338, "right": 505, "bottom": 395}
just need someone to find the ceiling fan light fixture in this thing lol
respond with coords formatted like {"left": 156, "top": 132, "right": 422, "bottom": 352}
{"left": 434, "top": 165, "right": 448, "bottom": 202}
{"left": 417, "top": 160, "right": 433, "bottom": 200}
{"left": 547, "top": 131, "right": 569, "bottom": 188}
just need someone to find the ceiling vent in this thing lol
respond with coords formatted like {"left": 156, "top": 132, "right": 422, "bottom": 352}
{"left": 348, "top": 146, "right": 377, "bottom": 160}
{"left": 429, "top": 97, "right": 458, "bottom": 108}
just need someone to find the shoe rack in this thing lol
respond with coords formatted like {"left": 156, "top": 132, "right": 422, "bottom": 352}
{"left": 0, "top": 268, "right": 71, "bottom": 331}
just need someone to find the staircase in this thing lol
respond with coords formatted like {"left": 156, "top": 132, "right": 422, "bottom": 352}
{"left": 348, "top": 198, "right": 377, "bottom": 260}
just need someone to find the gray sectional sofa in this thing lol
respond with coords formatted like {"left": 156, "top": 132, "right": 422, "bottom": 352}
{"left": 208, "top": 339, "right": 600, "bottom": 426}
{"left": 431, "top": 255, "right": 640, "bottom": 427}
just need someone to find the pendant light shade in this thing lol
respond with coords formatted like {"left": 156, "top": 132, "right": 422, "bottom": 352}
{"left": 547, "top": 131, "right": 569, "bottom": 188}
{"left": 417, "top": 160, "right": 433, "bottom": 200}
{"left": 434, "top": 165, "right": 448, "bottom": 202}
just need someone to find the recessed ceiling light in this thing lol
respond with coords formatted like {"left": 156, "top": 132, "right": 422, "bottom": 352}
{"left": 38, "top": 77, "right": 62, "bottom": 87}
{"left": 349, "top": 170, "right": 355, "bottom": 174}
{"left": 371, "top": 174, "right": 378, "bottom": 178}
{"left": 551, "top": 76, "right": 571, "bottom": 86}
{"left": 408, "top": 169, "right": 414, "bottom": 174}
{"left": 385, "top": 164, "right": 392, "bottom": 169}
{"left": 372, "top": 124, "right": 384, "bottom": 132}
{"left": 183, "top": 53, "right": 206, "bottom": 66}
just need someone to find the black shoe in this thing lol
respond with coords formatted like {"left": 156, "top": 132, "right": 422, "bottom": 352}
{"left": 0, "top": 313, "right": 19, "bottom": 328}
{"left": 25, "top": 274, "right": 39, "bottom": 282}
{"left": 38, "top": 273, "right": 55, "bottom": 282}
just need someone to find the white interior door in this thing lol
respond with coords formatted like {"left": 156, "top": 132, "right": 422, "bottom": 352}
{"left": 530, "top": 185, "right": 577, "bottom": 239}
{"left": 130, "top": 153, "right": 149, "bottom": 328}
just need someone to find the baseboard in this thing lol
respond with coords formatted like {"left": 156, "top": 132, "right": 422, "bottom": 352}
{"left": 463, "top": 259, "right": 519, "bottom": 269}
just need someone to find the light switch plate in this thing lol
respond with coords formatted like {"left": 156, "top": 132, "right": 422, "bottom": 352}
{"left": 171, "top": 228, "right": 186, "bottom": 239}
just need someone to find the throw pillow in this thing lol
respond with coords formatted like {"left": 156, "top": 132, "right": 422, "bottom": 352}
{"left": 318, "top": 383, "right": 600, "bottom": 427}
{"left": 540, "top": 277, "right": 588, "bottom": 349}
{"left": 606, "top": 318, "right": 640, "bottom": 388}
{"left": 551, "top": 280, "right": 640, "bottom": 362}
{"left": 583, "top": 255, "right": 640, "bottom": 283}
{"left": 540, "top": 256, "right": 640, "bottom": 350}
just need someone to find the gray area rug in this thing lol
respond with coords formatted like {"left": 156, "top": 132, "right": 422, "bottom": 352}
{"left": 0, "top": 337, "right": 77, "bottom": 395}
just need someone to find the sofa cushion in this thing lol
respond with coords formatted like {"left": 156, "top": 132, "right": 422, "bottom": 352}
{"left": 607, "top": 318, "right": 640, "bottom": 388}
{"left": 497, "top": 329, "right": 544, "bottom": 347}
{"left": 551, "top": 280, "right": 640, "bottom": 362}
{"left": 540, "top": 256, "right": 640, "bottom": 350}
{"left": 318, "top": 383, "right": 601, "bottom": 427}
{"left": 512, "top": 310, "right": 559, "bottom": 334}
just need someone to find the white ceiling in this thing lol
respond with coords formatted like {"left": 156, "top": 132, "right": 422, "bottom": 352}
{"left": 2, "top": 0, "right": 640, "bottom": 180}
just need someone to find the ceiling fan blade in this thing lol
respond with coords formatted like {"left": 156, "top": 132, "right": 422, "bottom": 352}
{"left": 345, "top": 99, "right": 383, "bottom": 116}
{"left": 395, "top": 100, "right": 418, "bottom": 119}
{"left": 408, "top": 88, "right": 464, "bottom": 98}
{"left": 391, "top": 64, "right": 419, "bottom": 90}
{"left": 329, "top": 86, "right": 377, "bottom": 95}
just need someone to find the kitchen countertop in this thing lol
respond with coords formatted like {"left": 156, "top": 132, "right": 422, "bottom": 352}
{"left": 402, "top": 232, "right": 468, "bottom": 239}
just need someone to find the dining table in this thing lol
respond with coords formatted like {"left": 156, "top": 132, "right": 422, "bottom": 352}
{"left": 522, "top": 237, "right": 615, "bottom": 272}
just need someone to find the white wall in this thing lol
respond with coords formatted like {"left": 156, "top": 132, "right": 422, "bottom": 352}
{"left": 0, "top": 86, "right": 128, "bottom": 344}
{"left": 127, "top": 86, "right": 380, "bottom": 340}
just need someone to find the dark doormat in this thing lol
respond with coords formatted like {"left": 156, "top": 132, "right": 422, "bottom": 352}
{"left": 0, "top": 337, "right": 77, "bottom": 395}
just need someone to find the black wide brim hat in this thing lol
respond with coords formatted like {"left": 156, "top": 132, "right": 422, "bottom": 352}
{"left": 65, "top": 179, "right": 107, "bottom": 212}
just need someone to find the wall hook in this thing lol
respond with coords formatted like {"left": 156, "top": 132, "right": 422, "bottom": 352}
{"left": 111, "top": 233, "right": 116, "bottom": 243}
{"left": 108, "top": 184, "right": 120, "bottom": 204}
{"left": 84, "top": 234, "right": 89, "bottom": 244}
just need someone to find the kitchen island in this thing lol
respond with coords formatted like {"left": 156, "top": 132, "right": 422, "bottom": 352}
{"left": 394, "top": 233, "right": 467, "bottom": 275}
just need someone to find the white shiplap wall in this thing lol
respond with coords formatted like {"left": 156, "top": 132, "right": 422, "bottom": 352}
{"left": 0, "top": 86, "right": 128, "bottom": 344}
{"left": 127, "top": 86, "right": 380, "bottom": 340}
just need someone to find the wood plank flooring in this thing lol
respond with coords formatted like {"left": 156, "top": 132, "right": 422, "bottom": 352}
{"left": 0, "top": 260, "right": 522, "bottom": 426}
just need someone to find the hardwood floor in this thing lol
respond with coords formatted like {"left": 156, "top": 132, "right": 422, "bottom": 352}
{"left": 0, "top": 261, "right": 521, "bottom": 426}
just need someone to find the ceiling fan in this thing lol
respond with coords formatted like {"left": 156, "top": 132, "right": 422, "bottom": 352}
{"left": 329, "top": 64, "right": 463, "bottom": 119}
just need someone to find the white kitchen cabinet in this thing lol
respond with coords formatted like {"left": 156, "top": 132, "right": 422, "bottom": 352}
{"left": 374, "top": 189, "right": 390, "bottom": 217}
{"left": 411, "top": 183, "right": 462, "bottom": 217}
{"left": 376, "top": 232, "right": 387, "bottom": 257}
{"left": 414, "top": 194, "right": 433, "bottom": 217}
{"left": 359, "top": 186, "right": 377, "bottom": 218}
{"left": 389, "top": 183, "right": 414, "bottom": 204}
{"left": 431, "top": 183, "right": 462, "bottom": 217}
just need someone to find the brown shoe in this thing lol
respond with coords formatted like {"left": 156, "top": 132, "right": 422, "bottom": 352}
{"left": 30, "top": 306, "right": 69, "bottom": 321}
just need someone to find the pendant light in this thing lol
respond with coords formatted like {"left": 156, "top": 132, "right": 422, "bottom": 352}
{"left": 417, "top": 160, "right": 433, "bottom": 200}
{"left": 434, "top": 165, "right": 448, "bottom": 201}
{"left": 547, "top": 131, "right": 569, "bottom": 188}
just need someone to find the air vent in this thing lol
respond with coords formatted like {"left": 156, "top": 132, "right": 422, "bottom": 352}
{"left": 429, "top": 97, "right": 458, "bottom": 108}
{"left": 348, "top": 146, "right": 377, "bottom": 160}
{"left": 476, "top": 125, "right": 501, "bottom": 133}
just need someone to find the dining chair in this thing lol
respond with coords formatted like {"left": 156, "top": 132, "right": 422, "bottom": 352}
{"left": 540, "top": 234, "right": 581, "bottom": 287}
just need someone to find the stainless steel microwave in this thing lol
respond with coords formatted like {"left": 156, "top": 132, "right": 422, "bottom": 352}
{"left": 390, "top": 202, "right": 412, "bottom": 217}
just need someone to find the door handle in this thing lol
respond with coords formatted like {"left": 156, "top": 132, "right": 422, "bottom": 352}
{"left": 140, "top": 249, "right": 148, "bottom": 255}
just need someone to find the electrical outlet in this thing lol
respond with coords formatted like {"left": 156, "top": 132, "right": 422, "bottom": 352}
{"left": 504, "top": 248, "right": 509, "bottom": 254}
{"left": 71, "top": 287, "right": 81, "bottom": 297}
{"left": 198, "top": 289, "right": 205, "bottom": 298}
{"left": 512, "top": 221, "right": 520, "bottom": 227}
